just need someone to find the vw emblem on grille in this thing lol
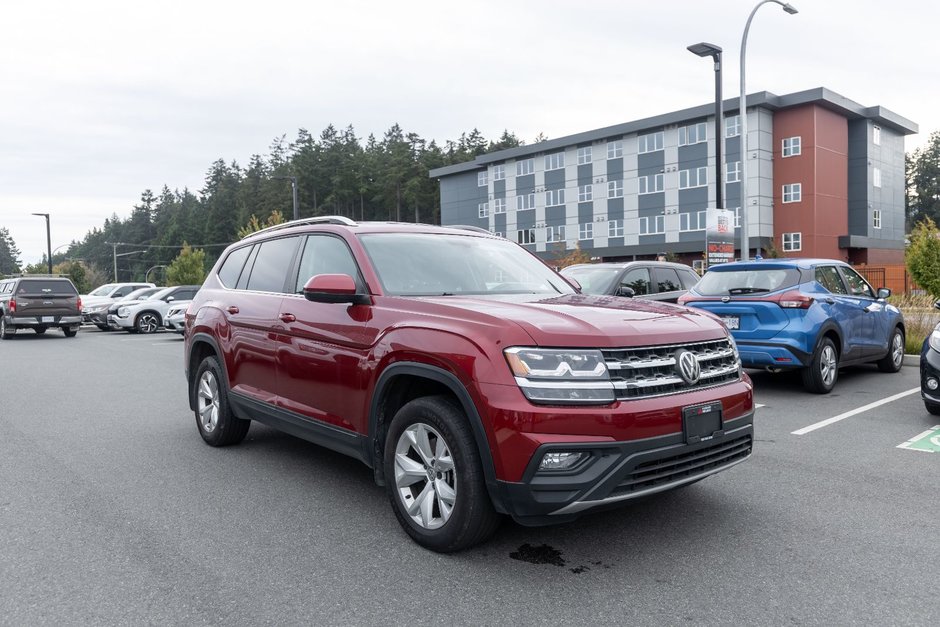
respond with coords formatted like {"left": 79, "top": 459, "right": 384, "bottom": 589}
{"left": 675, "top": 349, "right": 701, "bottom": 385}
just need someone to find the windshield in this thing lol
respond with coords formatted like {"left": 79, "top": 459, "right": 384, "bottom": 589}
{"left": 120, "top": 287, "right": 157, "bottom": 301}
{"left": 89, "top": 284, "right": 117, "bottom": 296}
{"left": 146, "top": 287, "right": 175, "bottom": 301}
{"left": 359, "top": 233, "right": 575, "bottom": 296}
{"left": 561, "top": 266, "right": 621, "bottom": 295}
{"left": 695, "top": 268, "right": 802, "bottom": 296}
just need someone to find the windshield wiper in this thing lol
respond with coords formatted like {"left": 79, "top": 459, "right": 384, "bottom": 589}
{"left": 727, "top": 287, "right": 770, "bottom": 295}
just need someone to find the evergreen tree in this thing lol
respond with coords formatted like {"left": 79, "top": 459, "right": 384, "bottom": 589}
{"left": 166, "top": 244, "right": 207, "bottom": 286}
{"left": 0, "top": 227, "right": 22, "bottom": 276}
{"left": 907, "top": 131, "right": 940, "bottom": 228}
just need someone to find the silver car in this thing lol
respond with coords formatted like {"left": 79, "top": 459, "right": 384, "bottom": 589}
{"left": 164, "top": 303, "right": 189, "bottom": 335}
{"left": 109, "top": 285, "right": 200, "bottom": 333}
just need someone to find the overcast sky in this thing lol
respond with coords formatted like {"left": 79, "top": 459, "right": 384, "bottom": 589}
{"left": 2, "top": 0, "right": 937, "bottom": 265}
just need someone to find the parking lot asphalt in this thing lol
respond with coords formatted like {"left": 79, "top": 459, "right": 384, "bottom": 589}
{"left": 1, "top": 328, "right": 937, "bottom": 625}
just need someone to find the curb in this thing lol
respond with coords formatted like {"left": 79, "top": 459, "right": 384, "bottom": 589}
{"left": 903, "top": 354, "right": 920, "bottom": 367}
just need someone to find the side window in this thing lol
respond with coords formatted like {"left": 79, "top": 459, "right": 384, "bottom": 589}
{"left": 294, "top": 235, "right": 361, "bottom": 293}
{"left": 839, "top": 267, "right": 874, "bottom": 298}
{"left": 678, "top": 269, "right": 700, "bottom": 290}
{"left": 236, "top": 246, "right": 260, "bottom": 290}
{"left": 621, "top": 268, "right": 650, "bottom": 296}
{"left": 815, "top": 266, "right": 847, "bottom": 294}
{"left": 246, "top": 237, "right": 301, "bottom": 293}
{"left": 217, "top": 245, "right": 253, "bottom": 288}
{"left": 113, "top": 287, "right": 131, "bottom": 297}
{"left": 172, "top": 288, "right": 198, "bottom": 301}
{"left": 651, "top": 267, "right": 682, "bottom": 293}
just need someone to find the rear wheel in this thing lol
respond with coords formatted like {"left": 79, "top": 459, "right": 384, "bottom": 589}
{"left": 384, "top": 396, "right": 500, "bottom": 552}
{"left": 876, "top": 327, "right": 905, "bottom": 373}
{"left": 802, "top": 337, "right": 838, "bottom": 394}
{"left": 0, "top": 317, "right": 13, "bottom": 339}
{"left": 193, "top": 356, "right": 250, "bottom": 446}
{"left": 926, "top": 402, "right": 940, "bottom": 416}
{"left": 135, "top": 312, "right": 161, "bottom": 334}
{"left": 63, "top": 327, "right": 78, "bottom": 338}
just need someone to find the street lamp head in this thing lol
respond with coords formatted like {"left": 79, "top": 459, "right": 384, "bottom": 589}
{"left": 687, "top": 42, "right": 723, "bottom": 58}
{"left": 31, "top": 212, "right": 49, "bottom": 218}
{"left": 782, "top": 3, "right": 798, "bottom": 14}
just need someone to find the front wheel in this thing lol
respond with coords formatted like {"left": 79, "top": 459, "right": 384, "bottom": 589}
{"left": 193, "top": 356, "right": 250, "bottom": 446}
{"left": 63, "top": 327, "right": 78, "bottom": 338}
{"left": 135, "top": 312, "right": 161, "bottom": 334}
{"left": 926, "top": 401, "right": 940, "bottom": 416}
{"left": 34, "top": 327, "right": 47, "bottom": 335}
{"left": 802, "top": 337, "right": 839, "bottom": 394}
{"left": 384, "top": 396, "right": 500, "bottom": 552}
{"left": 876, "top": 327, "right": 905, "bottom": 373}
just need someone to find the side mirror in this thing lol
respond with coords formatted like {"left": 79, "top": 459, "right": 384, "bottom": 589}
{"left": 303, "top": 274, "right": 370, "bottom": 305}
{"left": 166, "top": 296, "right": 175, "bottom": 302}
{"left": 876, "top": 288, "right": 891, "bottom": 300}
{"left": 618, "top": 285, "right": 636, "bottom": 298}
{"left": 934, "top": 299, "right": 940, "bottom": 311}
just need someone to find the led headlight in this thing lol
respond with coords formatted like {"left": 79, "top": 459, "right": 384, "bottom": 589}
{"left": 930, "top": 323, "right": 940, "bottom": 353}
{"left": 504, "top": 347, "right": 614, "bottom": 405}
{"left": 727, "top": 333, "right": 742, "bottom": 367}
{"left": 117, "top": 306, "right": 130, "bottom": 318}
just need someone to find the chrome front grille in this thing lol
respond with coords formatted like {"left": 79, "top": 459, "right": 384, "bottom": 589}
{"left": 602, "top": 338, "right": 741, "bottom": 400}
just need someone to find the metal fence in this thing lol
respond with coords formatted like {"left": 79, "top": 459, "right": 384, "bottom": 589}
{"left": 854, "top": 265, "right": 921, "bottom": 295}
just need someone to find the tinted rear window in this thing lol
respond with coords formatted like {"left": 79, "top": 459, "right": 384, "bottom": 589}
{"left": 16, "top": 280, "right": 78, "bottom": 295}
{"left": 695, "top": 268, "right": 801, "bottom": 296}
{"left": 218, "top": 245, "right": 253, "bottom": 288}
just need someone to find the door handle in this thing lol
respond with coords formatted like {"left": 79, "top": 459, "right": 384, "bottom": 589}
{"left": 824, "top": 298, "right": 835, "bottom": 305}
{"left": 226, "top": 306, "right": 239, "bottom": 314}
{"left": 279, "top": 313, "right": 296, "bottom": 323}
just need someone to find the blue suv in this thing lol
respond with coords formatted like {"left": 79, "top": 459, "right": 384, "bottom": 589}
{"left": 679, "top": 259, "right": 905, "bottom": 393}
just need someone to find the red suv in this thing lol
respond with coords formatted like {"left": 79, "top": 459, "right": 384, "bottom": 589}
{"left": 184, "top": 217, "right": 754, "bottom": 551}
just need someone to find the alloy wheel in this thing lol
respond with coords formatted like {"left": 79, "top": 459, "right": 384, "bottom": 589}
{"left": 394, "top": 422, "right": 457, "bottom": 530}
{"left": 820, "top": 344, "right": 837, "bottom": 387}
{"left": 138, "top": 313, "right": 159, "bottom": 333}
{"left": 891, "top": 332, "right": 904, "bottom": 368}
{"left": 197, "top": 371, "right": 220, "bottom": 433}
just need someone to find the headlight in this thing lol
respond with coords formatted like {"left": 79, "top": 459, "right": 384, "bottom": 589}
{"left": 504, "top": 347, "right": 614, "bottom": 405}
{"left": 727, "top": 334, "right": 742, "bottom": 366}
{"left": 117, "top": 306, "right": 130, "bottom": 318}
{"left": 930, "top": 323, "right": 940, "bottom": 353}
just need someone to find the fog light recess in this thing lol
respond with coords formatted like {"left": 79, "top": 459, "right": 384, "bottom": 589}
{"left": 539, "top": 451, "right": 587, "bottom": 471}
{"left": 927, "top": 377, "right": 939, "bottom": 391}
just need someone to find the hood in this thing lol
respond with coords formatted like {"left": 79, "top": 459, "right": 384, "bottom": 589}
{"left": 410, "top": 293, "right": 728, "bottom": 347}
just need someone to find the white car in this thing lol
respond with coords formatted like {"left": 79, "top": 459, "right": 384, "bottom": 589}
{"left": 109, "top": 285, "right": 200, "bottom": 333}
{"left": 81, "top": 282, "right": 156, "bottom": 322}
{"left": 164, "top": 302, "right": 189, "bottom": 335}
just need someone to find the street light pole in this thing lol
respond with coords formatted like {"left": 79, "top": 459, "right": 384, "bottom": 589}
{"left": 31, "top": 213, "right": 52, "bottom": 274}
{"left": 274, "top": 176, "right": 299, "bottom": 220}
{"left": 688, "top": 42, "right": 724, "bottom": 212}
{"left": 739, "top": 0, "right": 798, "bottom": 261}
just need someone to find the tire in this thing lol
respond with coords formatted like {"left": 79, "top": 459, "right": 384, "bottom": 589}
{"left": 384, "top": 396, "right": 500, "bottom": 552}
{"left": 876, "top": 327, "right": 905, "bottom": 373}
{"left": 193, "top": 356, "right": 250, "bottom": 446}
{"left": 135, "top": 312, "right": 161, "bottom": 334}
{"left": 926, "top": 402, "right": 940, "bottom": 416}
{"left": 0, "top": 316, "right": 14, "bottom": 339}
{"left": 34, "top": 327, "right": 47, "bottom": 335}
{"left": 96, "top": 324, "right": 112, "bottom": 331}
{"left": 63, "top": 327, "right": 78, "bottom": 338}
{"left": 801, "top": 337, "right": 839, "bottom": 394}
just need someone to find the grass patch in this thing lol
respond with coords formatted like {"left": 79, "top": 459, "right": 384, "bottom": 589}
{"left": 888, "top": 293, "right": 939, "bottom": 353}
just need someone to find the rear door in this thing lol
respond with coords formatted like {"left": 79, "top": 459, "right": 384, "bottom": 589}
{"left": 13, "top": 280, "right": 79, "bottom": 320}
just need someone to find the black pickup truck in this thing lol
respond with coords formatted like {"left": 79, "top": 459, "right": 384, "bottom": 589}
{"left": 0, "top": 277, "right": 82, "bottom": 339}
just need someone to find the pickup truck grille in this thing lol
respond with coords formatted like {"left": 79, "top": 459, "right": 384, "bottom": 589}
{"left": 602, "top": 338, "right": 740, "bottom": 400}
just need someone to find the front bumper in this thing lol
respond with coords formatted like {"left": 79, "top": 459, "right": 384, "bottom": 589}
{"left": 921, "top": 342, "right": 940, "bottom": 403}
{"left": 108, "top": 313, "right": 134, "bottom": 329}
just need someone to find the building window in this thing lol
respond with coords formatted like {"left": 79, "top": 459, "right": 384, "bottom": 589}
{"left": 873, "top": 125, "right": 881, "bottom": 146}
{"left": 579, "top": 222, "right": 594, "bottom": 240}
{"left": 678, "top": 122, "right": 706, "bottom": 146}
{"left": 637, "top": 131, "right": 664, "bottom": 154}
{"left": 578, "top": 184, "right": 593, "bottom": 202}
{"left": 545, "top": 152, "right": 565, "bottom": 171}
{"left": 546, "top": 225, "right": 566, "bottom": 243}
{"left": 577, "top": 147, "right": 592, "bottom": 164}
{"left": 478, "top": 202, "right": 488, "bottom": 218}
{"left": 477, "top": 171, "right": 488, "bottom": 187}
{"left": 782, "top": 136, "right": 801, "bottom": 157}
{"left": 516, "top": 158, "right": 533, "bottom": 176}
{"left": 873, "top": 209, "right": 882, "bottom": 229}
{"left": 783, "top": 232, "right": 802, "bottom": 252}
{"left": 493, "top": 198, "right": 506, "bottom": 214}
{"left": 680, "top": 210, "right": 707, "bottom": 232}
{"left": 608, "top": 180, "right": 623, "bottom": 198}
{"left": 607, "top": 140, "right": 623, "bottom": 159}
{"left": 490, "top": 230, "right": 504, "bottom": 238}
{"left": 732, "top": 207, "right": 741, "bottom": 228}
{"left": 726, "top": 161, "right": 741, "bottom": 183}
{"left": 679, "top": 167, "right": 708, "bottom": 189}
{"left": 545, "top": 189, "right": 566, "bottom": 206}
{"left": 516, "top": 193, "right": 535, "bottom": 210}
{"left": 692, "top": 259, "right": 705, "bottom": 274}
{"left": 493, "top": 165, "right": 505, "bottom": 181}
{"left": 639, "top": 215, "right": 665, "bottom": 235}
{"left": 608, "top": 220, "right": 624, "bottom": 237}
{"left": 782, "top": 183, "right": 802, "bottom": 203}
{"left": 725, "top": 115, "right": 740, "bottom": 138}
{"left": 517, "top": 228, "right": 536, "bottom": 245}
{"left": 873, "top": 167, "right": 882, "bottom": 188}
{"left": 638, "top": 173, "right": 664, "bottom": 195}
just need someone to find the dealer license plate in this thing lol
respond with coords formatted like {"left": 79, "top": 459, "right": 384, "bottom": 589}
{"left": 682, "top": 402, "right": 723, "bottom": 444}
{"left": 721, "top": 316, "right": 739, "bottom": 330}
{"left": 41, "top": 316, "right": 54, "bottom": 323}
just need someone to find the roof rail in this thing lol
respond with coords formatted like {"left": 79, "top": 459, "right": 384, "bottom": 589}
{"left": 448, "top": 225, "right": 492, "bottom": 234}
{"left": 242, "top": 215, "right": 358, "bottom": 239}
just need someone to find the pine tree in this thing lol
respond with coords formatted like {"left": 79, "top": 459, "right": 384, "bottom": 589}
{"left": 0, "top": 227, "right": 22, "bottom": 276}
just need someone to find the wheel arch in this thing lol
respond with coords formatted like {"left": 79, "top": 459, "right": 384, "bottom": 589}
{"left": 368, "top": 363, "right": 505, "bottom": 513}
{"left": 186, "top": 332, "right": 227, "bottom": 411}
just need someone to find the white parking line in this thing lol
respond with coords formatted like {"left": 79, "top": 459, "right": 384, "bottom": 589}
{"left": 791, "top": 387, "right": 920, "bottom": 435}
{"left": 896, "top": 426, "right": 940, "bottom": 451}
